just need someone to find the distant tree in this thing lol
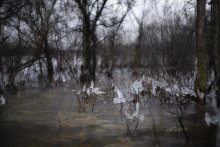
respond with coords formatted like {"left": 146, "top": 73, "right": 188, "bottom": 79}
{"left": 21, "top": 0, "right": 60, "bottom": 83}
{"left": 131, "top": 0, "right": 147, "bottom": 68}
{"left": 0, "top": 0, "right": 32, "bottom": 89}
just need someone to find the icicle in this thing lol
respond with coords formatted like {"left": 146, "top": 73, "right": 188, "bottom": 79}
{"left": 0, "top": 95, "right": 6, "bottom": 105}
{"left": 131, "top": 102, "right": 140, "bottom": 118}
{"left": 87, "top": 88, "right": 91, "bottom": 96}
{"left": 90, "top": 80, "right": 94, "bottom": 89}
{"left": 82, "top": 84, "right": 86, "bottom": 91}
{"left": 205, "top": 112, "right": 219, "bottom": 127}
{"left": 92, "top": 87, "right": 105, "bottom": 95}
{"left": 130, "top": 80, "right": 144, "bottom": 94}
{"left": 75, "top": 81, "right": 105, "bottom": 96}
{"left": 113, "top": 86, "right": 126, "bottom": 104}
{"left": 124, "top": 102, "right": 144, "bottom": 121}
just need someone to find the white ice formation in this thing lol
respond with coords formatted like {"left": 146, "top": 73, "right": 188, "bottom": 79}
{"left": 73, "top": 80, "right": 105, "bottom": 96}
{"left": 113, "top": 86, "right": 126, "bottom": 104}
{"left": 0, "top": 95, "right": 6, "bottom": 106}
{"left": 130, "top": 80, "right": 144, "bottom": 94}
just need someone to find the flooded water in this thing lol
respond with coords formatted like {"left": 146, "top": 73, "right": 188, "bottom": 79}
{"left": 0, "top": 87, "right": 218, "bottom": 147}
{"left": 0, "top": 69, "right": 219, "bottom": 147}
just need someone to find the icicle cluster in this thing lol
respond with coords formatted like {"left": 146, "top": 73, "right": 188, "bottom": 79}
{"left": 72, "top": 81, "right": 105, "bottom": 96}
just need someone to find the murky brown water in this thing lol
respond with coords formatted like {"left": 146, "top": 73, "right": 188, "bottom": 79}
{"left": 0, "top": 87, "right": 218, "bottom": 147}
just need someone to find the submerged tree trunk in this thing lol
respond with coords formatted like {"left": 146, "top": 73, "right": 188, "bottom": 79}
{"left": 80, "top": 13, "right": 92, "bottom": 83}
{"left": 8, "top": 70, "right": 17, "bottom": 90}
{"left": 44, "top": 39, "right": 54, "bottom": 83}
{"left": 213, "top": 0, "right": 220, "bottom": 107}
{"left": 81, "top": 28, "right": 97, "bottom": 83}
{"left": 195, "top": 0, "right": 208, "bottom": 100}
{"left": 91, "top": 31, "right": 97, "bottom": 81}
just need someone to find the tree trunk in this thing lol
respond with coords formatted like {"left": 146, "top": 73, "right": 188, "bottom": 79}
{"left": 213, "top": 0, "right": 220, "bottom": 107}
{"left": 44, "top": 39, "right": 54, "bottom": 83}
{"left": 81, "top": 29, "right": 97, "bottom": 83}
{"left": 195, "top": 0, "right": 208, "bottom": 100}
{"left": 77, "top": 0, "right": 108, "bottom": 83}
{"left": 8, "top": 70, "right": 16, "bottom": 89}
{"left": 91, "top": 31, "right": 97, "bottom": 81}
{"left": 80, "top": 20, "right": 92, "bottom": 83}
{"left": 80, "top": 3, "right": 97, "bottom": 83}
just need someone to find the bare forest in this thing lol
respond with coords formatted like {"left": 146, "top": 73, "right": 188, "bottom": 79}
{"left": 0, "top": 0, "right": 220, "bottom": 146}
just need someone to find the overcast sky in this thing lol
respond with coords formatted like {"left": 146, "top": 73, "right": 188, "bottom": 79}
{"left": 122, "top": 0, "right": 192, "bottom": 41}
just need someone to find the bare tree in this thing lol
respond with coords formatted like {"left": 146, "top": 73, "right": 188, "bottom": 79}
{"left": 0, "top": 0, "right": 37, "bottom": 89}
{"left": 21, "top": 0, "right": 60, "bottom": 84}
{"left": 74, "top": 0, "right": 107, "bottom": 83}
{"left": 73, "top": 0, "right": 134, "bottom": 83}
{"left": 0, "top": 0, "right": 25, "bottom": 23}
